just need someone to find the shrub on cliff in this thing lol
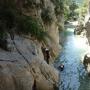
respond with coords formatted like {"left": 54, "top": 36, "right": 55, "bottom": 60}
{"left": 0, "top": 8, "right": 16, "bottom": 29}
{"left": 41, "top": 7, "right": 53, "bottom": 24}
{"left": 17, "top": 15, "right": 48, "bottom": 41}
{"left": 51, "top": 0, "right": 64, "bottom": 15}
{"left": 0, "top": 7, "right": 16, "bottom": 39}
{"left": 0, "top": 0, "right": 50, "bottom": 42}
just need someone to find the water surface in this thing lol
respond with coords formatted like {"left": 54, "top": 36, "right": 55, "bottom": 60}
{"left": 57, "top": 26, "right": 90, "bottom": 90}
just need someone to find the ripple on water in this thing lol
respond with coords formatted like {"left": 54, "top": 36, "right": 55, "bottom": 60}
{"left": 58, "top": 27, "right": 89, "bottom": 90}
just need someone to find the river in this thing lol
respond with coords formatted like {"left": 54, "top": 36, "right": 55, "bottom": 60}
{"left": 56, "top": 25, "right": 90, "bottom": 90}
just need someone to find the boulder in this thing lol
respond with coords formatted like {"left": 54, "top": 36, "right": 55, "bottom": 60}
{"left": 74, "top": 24, "right": 85, "bottom": 35}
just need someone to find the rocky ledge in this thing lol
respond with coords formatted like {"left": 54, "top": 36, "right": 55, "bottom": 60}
{"left": 0, "top": 35, "right": 59, "bottom": 90}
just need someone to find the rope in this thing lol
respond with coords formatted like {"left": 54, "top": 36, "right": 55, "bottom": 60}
{"left": 10, "top": 34, "right": 38, "bottom": 82}
{"left": 12, "top": 39, "right": 30, "bottom": 65}
{"left": 0, "top": 59, "right": 17, "bottom": 62}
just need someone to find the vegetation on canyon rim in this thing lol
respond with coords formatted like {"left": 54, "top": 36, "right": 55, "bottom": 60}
{"left": 0, "top": 1, "right": 46, "bottom": 41}
{"left": 0, "top": 0, "right": 88, "bottom": 41}
{"left": 0, "top": 0, "right": 64, "bottom": 40}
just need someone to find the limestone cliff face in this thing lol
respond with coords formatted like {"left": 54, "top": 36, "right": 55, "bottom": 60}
{"left": 0, "top": 35, "right": 59, "bottom": 90}
{"left": 0, "top": 0, "right": 63, "bottom": 59}
{"left": 15, "top": 0, "right": 63, "bottom": 58}
{"left": 0, "top": 0, "right": 64, "bottom": 89}
{"left": 85, "top": 0, "right": 90, "bottom": 44}
{"left": 85, "top": 21, "right": 90, "bottom": 43}
{"left": 83, "top": 1, "right": 90, "bottom": 75}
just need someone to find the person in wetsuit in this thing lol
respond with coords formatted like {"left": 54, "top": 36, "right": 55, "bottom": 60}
{"left": 32, "top": 80, "right": 37, "bottom": 90}
{"left": 45, "top": 48, "right": 50, "bottom": 64}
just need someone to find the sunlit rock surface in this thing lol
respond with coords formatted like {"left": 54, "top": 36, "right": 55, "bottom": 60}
{"left": 85, "top": 0, "right": 90, "bottom": 44}
{"left": 0, "top": 36, "right": 59, "bottom": 90}
{"left": 83, "top": 1, "right": 90, "bottom": 75}
{"left": 74, "top": 23, "right": 85, "bottom": 35}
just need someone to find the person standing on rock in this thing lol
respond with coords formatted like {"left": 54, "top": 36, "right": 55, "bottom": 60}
{"left": 32, "top": 80, "right": 37, "bottom": 90}
{"left": 41, "top": 47, "right": 50, "bottom": 64}
{"left": 45, "top": 48, "right": 50, "bottom": 64}
{"left": 41, "top": 46, "right": 46, "bottom": 60}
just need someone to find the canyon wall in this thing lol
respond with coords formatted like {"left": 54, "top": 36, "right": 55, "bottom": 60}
{"left": 0, "top": 0, "right": 64, "bottom": 90}
{"left": 85, "top": 0, "right": 90, "bottom": 44}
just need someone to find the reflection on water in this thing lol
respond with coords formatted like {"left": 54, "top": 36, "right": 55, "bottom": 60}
{"left": 58, "top": 27, "right": 90, "bottom": 90}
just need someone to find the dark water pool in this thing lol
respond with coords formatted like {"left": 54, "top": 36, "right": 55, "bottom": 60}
{"left": 56, "top": 27, "right": 90, "bottom": 90}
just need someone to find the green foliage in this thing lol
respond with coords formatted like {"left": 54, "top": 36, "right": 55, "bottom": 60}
{"left": 77, "top": 0, "right": 88, "bottom": 19}
{"left": 51, "top": 0, "right": 64, "bottom": 15}
{"left": 0, "top": 0, "right": 17, "bottom": 33}
{"left": 51, "top": 0, "right": 64, "bottom": 10}
{"left": 64, "top": 5, "right": 70, "bottom": 21}
{"left": 64, "top": 0, "right": 79, "bottom": 21}
{"left": 17, "top": 15, "right": 47, "bottom": 41}
{"left": 69, "top": 1, "right": 78, "bottom": 11}
{"left": 0, "top": 0, "right": 49, "bottom": 42}
{"left": 55, "top": 6, "right": 62, "bottom": 15}
{"left": 0, "top": 8, "right": 16, "bottom": 29}
{"left": 0, "top": 1, "right": 16, "bottom": 39}
{"left": 69, "top": 1, "right": 79, "bottom": 19}
{"left": 41, "top": 8, "right": 53, "bottom": 24}
{"left": 0, "top": 21, "right": 7, "bottom": 39}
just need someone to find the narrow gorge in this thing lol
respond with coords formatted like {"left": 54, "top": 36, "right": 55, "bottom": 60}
{"left": 0, "top": 0, "right": 90, "bottom": 90}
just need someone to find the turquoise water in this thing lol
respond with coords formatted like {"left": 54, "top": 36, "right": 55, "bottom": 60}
{"left": 57, "top": 27, "right": 90, "bottom": 90}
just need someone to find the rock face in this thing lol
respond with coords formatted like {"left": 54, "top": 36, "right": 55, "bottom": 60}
{"left": 0, "top": 0, "right": 64, "bottom": 89}
{"left": 83, "top": 54, "right": 90, "bottom": 75}
{"left": 0, "top": 36, "right": 59, "bottom": 90}
{"left": 85, "top": 20, "right": 90, "bottom": 43}
{"left": 83, "top": 1, "right": 90, "bottom": 75}
{"left": 0, "top": 0, "right": 64, "bottom": 59}
{"left": 74, "top": 24, "right": 85, "bottom": 35}
{"left": 16, "top": 0, "right": 63, "bottom": 58}
{"left": 85, "top": 0, "right": 90, "bottom": 44}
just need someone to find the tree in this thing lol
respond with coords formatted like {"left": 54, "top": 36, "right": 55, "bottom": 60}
{"left": 69, "top": 1, "right": 79, "bottom": 20}
{"left": 64, "top": 0, "right": 79, "bottom": 21}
